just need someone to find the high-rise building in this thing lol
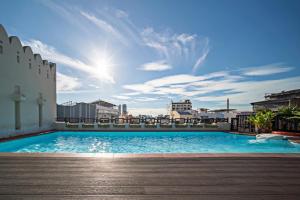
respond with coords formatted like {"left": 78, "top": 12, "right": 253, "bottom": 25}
{"left": 118, "top": 104, "right": 122, "bottom": 115}
{"left": 122, "top": 104, "right": 127, "bottom": 115}
{"left": 0, "top": 24, "right": 56, "bottom": 138}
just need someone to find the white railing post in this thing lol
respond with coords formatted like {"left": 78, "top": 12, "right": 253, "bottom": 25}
{"left": 79, "top": 122, "right": 83, "bottom": 129}
{"left": 172, "top": 123, "right": 175, "bottom": 128}
{"left": 187, "top": 123, "right": 191, "bottom": 128}
{"left": 156, "top": 123, "right": 160, "bottom": 129}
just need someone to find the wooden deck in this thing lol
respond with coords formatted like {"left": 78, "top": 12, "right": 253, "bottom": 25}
{"left": 0, "top": 154, "right": 300, "bottom": 199}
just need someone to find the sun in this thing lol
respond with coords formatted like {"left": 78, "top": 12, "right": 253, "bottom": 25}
{"left": 88, "top": 48, "right": 116, "bottom": 84}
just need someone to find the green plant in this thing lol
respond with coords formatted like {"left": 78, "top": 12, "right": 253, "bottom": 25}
{"left": 129, "top": 124, "right": 141, "bottom": 128}
{"left": 66, "top": 124, "right": 79, "bottom": 129}
{"left": 145, "top": 124, "right": 156, "bottom": 128}
{"left": 98, "top": 123, "right": 110, "bottom": 128}
{"left": 160, "top": 124, "right": 172, "bottom": 128}
{"left": 205, "top": 124, "right": 218, "bottom": 128}
{"left": 248, "top": 110, "right": 275, "bottom": 133}
{"left": 113, "top": 124, "right": 126, "bottom": 128}
{"left": 175, "top": 124, "right": 188, "bottom": 128}
{"left": 82, "top": 124, "right": 94, "bottom": 128}
{"left": 191, "top": 124, "right": 204, "bottom": 128}
{"left": 277, "top": 106, "right": 300, "bottom": 120}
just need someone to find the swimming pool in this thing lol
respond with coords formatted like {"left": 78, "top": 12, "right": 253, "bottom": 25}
{"left": 0, "top": 131, "right": 299, "bottom": 153}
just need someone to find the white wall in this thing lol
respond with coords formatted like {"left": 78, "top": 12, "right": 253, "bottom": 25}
{"left": 0, "top": 24, "right": 56, "bottom": 138}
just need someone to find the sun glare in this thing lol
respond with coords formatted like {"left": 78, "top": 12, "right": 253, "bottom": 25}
{"left": 88, "top": 48, "right": 116, "bottom": 84}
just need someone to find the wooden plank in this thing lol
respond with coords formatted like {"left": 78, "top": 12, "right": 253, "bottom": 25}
{"left": 0, "top": 185, "right": 300, "bottom": 195}
{"left": 0, "top": 166, "right": 299, "bottom": 173}
{"left": 1, "top": 162, "right": 300, "bottom": 168}
{"left": 0, "top": 195, "right": 300, "bottom": 200}
{"left": 1, "top": 168, "right": 300, "bottom": 178}
{"left": 0, "top": 177, "right": 300, "bottom": 186}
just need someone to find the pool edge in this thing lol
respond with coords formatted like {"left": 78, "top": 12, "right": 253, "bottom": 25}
{"left": 0, "top": 152, "right": 300, "bottom": 158}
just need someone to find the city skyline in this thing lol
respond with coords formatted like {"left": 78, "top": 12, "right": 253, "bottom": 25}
{"left": 1, "top": 0, "right": 300, "bottom": 115}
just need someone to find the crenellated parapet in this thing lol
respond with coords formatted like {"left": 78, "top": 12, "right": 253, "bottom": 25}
{"left": 0, "top": 24, "right": 56, "bottom": 81}
{"left": 0, "top": 24, "right": 57, "bottom": 136}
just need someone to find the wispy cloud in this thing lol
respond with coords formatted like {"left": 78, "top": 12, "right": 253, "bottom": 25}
{"left": 242, "top": 63, "right": 293, "bottom": 76}
{"left": 112, "top": 95, "right": 131, "bottom": 100}
{"left": 39, "top": 0, "right": 86, "bottom": 31}
{"left": 138, "top": 60, "right": 172, "bottom": 71}
{"left": 81, "top": 11, "right": 129, "bottom": 46}
{"left": 193, "top": 38, "right": 210, "bottom": 71}
{"left": 135, "top": 97, "right": 159, "bottom": 102}
{"left": 141, "top": 27, "right": 210, "bottom": 71}
{"left": 23, "top": 39, "right": 115, "bottom": 83}
{"left": 115, "top": 9, "right": 129, "bottom": 18}
{"left": 123, "top": 72, "right": 227, "bottom": 93}
{"left": 56, "top": 72, "right": 81, "bottom": 92}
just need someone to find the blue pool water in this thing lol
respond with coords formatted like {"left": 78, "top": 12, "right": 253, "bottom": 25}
{"left": 0, "top": 131, "right": 299, "bottom": 153}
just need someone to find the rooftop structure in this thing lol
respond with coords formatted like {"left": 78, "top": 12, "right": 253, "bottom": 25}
{"left": 251, "top": 89, "right": 300, "bottom": 111}
{"left": 265, "top": 89, "right": 300, "bottom": 100}
{"left": 209, "top": 109, "right": 236, "bottom": 113}
{"left": 91, "top": 100, "right": 116, "bottom": 108}
{"left": 195, "top": 99, "right": 237, "bottom": 120}
{"left": 92, "top": 100, "right": 119, "bottom": 119}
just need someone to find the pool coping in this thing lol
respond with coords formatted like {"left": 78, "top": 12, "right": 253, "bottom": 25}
{"left": 0, "top": 129, "right": 235, "bottom": 143}
{"left": 0, "top": 153, "right": 300, "bottom": 158}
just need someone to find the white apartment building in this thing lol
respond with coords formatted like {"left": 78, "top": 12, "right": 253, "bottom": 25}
{"left": 171, "top": 99, "right": 192, "bottom": 112}
{"left": 0, "top": 24, "right": 56, "bottom": 138}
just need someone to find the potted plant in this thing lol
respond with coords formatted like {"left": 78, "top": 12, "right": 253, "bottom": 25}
{"left": 248, "top": 110, "right": 275, "bottom": 133}
{"left": 276, "top": 106, "right": 300, "bottom": 131}
{"left": 277, "top": 106, "right": 300, "bottom": 120}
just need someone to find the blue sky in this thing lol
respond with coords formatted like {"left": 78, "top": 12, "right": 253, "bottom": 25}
{"left": 1, "top": 0, "right": 300, "bottom": 115}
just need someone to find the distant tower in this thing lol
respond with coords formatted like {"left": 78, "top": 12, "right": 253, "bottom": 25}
{"left": 122, "top": 104, "right": 127, "bottom": 115}
{"left": 227, "top": 98, "right": 229, "bottom": 113}
{"left": 118, "top": 104, "right": 122, "bottom": 115}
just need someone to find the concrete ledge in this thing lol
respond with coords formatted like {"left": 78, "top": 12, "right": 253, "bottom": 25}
{"left": 54, "top": 122, "right": 231, "bottom": 132}
{"left": 55, "top": 128, "right": 231, "bottom": 132}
